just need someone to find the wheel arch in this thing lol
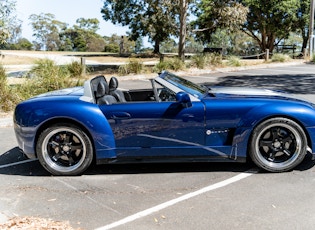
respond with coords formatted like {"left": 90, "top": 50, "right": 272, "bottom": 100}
{"left": 34, "top": 117, "right": 96, "bottom": 159}
{"left": 247, "top": 115, "right": 312, "bottom": 157}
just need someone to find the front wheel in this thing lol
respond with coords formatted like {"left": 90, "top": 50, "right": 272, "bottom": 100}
{"left": 36, "top": 124, "right": 93, "bottom": 176}
{"left": 249, "top": 118, "right": 307, "bottom": 172}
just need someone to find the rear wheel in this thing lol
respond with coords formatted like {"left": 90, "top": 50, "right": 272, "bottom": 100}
{"left": 36, "top": 124, "right": 93, "bottom": 176}
{"left": 250, "top": 118, "right": 307, "bottom": 172}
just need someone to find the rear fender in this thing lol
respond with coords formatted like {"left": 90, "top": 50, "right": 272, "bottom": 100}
{"left": 15, "top": 99, "right": 117, "bottom": 160}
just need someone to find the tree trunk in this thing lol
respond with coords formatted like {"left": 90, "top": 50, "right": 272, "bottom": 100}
{"left": 153, "top": 40, "right": 160, "bottom": 54}
{"left": 301, "top": 27, "right": 309, "bottom": 54}
{"left": 178, "top": 0, "right": 188, "bottom": 61}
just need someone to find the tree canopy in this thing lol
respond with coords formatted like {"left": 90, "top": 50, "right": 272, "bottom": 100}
{"left": 0, "top": 0, "right": 21, "bottom": 46}
{"left": 101, "top": 0, "right": 179, "bottom": 53}
{"left": 29, "top": 13, "right": 67, "bottom": 51}
{"left": 193, "top": 0, "right": 248, "bottom": 44}
{"left": 1, "top": 0, "right": 313, "bottom": 56}
{"left": 241, "top": 0, "right": 301, "bottom": 52}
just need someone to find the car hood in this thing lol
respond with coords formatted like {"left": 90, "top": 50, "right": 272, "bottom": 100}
{"left": 34, "top": 86, "right": 84, "bottom": 98}
{"left": 209, "top": 86, "right": 313, "bottom": 103}
{"left": 209, "top": 87, "right": 287, "bottom": 96}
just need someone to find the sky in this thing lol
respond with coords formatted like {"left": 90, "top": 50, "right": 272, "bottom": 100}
{"left": 15, "top": 0, "right": 130, "bottom": 43}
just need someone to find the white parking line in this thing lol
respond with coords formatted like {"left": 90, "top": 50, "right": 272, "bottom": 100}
{"left": 0, "top": 159, "right": 37, "bottom": 169}
{"left": 96, "top": 170, "right": 256, "bottom": 230}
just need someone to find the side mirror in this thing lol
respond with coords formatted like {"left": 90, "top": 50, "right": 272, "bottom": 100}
{"left": 176, "top": 92, "right": 192, "bottom": 108}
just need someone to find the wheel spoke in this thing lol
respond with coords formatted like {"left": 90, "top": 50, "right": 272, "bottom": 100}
{"left": 282, "top": 135, "right": 293, "bottom": 144}
{"left": 267, "top": 148, "right": 278, "bottom": 161}
{"left": 66, "top": 154, "right": 75, "bottom": 166}
{"left": 71, "top": 143, "right": 83, "bottom": 152}
{"left": 271, "top": 128, "right": 280, "bottom": 140}
{"left": 259, "top": 139, "right": 273, "bottom": 148}
{"left": 283, "top": 149, "right": 292, "bottom": 156}
{"left": 52, "top": 153, "right": 62, "bottom": 162}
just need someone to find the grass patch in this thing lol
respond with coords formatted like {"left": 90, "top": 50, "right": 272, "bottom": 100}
{"left": 271, "top": 53, "right": 292, "bottom": 62}
{"left": 67, "top": 61, "right": 88, "bottom": 77}
{"left": 0, "top": 64, "right": 21, "bottom": 111}
{"left": 118, "top": 58, "right": 144, "bottom": 75}
{"left": 227, "top": 56, "right": 242, "bottom": 67}
{"left": 0, "top": 59, "right": 85, "bottom": 112}
{"left": 153, "top": 57, "right": 185, "bottom": 72}
{"left": 26, "top": 59, "right": 76, "bottom": 95}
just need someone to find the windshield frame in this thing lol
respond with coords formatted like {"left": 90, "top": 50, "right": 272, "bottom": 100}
{"left": 158, "top": 71, "right": 208, "bottom": 99}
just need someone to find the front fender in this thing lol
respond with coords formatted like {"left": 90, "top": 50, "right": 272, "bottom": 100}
{"left": 234, "top": 101, "right": 315, "bottom": 157}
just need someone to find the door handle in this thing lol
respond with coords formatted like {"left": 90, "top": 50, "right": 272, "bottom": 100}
{"left": 111, "top": 112, "right": 131, "bottom": 120}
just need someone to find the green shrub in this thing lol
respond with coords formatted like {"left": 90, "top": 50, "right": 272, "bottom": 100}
{"left": 191, "top": 53, "right": 222, "bottom": 69}
{"left": 271, "top": 53, "right": 291, "bottom": 62}
{"left": 118, "top": 58, "right": 143, "bottom": 75}
{"left": 23, "top": 59, "right": 82, "bottom": 97}
{"left": 227, "top": 56, "right": 242, "bottom": 67}
{"left": 208, "top": 53, "right": 222, "bottom": 66}
{"left": 153, "top": 61, "right": 170, "bottom": 72}
{"left": 67, "top": 61, "right": 86, "bottom": 77}
{"left": 153, "top": 57, "right": 185, "bottom": 72}
{"left": 168, "top": 58, "right": 185, "bottom": 71}
{"left": 0, "top": 65, "right": 20, "bottom": 112}
{"left": 191, "top": 54, "right": 207, "bottom": 69}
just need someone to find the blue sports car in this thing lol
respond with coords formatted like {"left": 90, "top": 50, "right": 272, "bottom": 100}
{"left": 14, "top": 71, "right": 315, "bottom": 175}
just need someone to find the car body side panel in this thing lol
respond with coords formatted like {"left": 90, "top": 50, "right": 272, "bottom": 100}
{"left": 14, "top": 96, "right": 117, "bottom": 160}
{"left": 202, "top": 97, "right": 315, "bottom": 159}
{"left": 100, "top": 101, "right": 209, "bottom": 157}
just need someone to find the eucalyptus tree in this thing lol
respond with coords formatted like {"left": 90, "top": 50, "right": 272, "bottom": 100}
{"left": 241, "top": 0, "right": 301, "bottom": 52}
{"left": 59, "top": 18, "right": 105, "bottom": 52}
{"left": 296, "top": 0, "right": 310, "bottom": 53}
{"left": 0, "top": 0, "right": 21, "bottom": 46}
{"left": 29, "top": 13, "right": 67, "bottom": 51}
{"left": 193, "top": 0, "right": 248, "bottom": 49}
{"left": 101, "top": 0, "right": 179, "bottom": 54}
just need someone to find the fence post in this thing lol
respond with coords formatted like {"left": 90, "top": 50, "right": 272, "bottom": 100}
{"left": 81, "top": 57, "right": 86, "bottom": 75}
{"left": 265, "top": 49, "right": 269, "bottom": 61}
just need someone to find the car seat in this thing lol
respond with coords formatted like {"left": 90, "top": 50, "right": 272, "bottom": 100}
{"left": 96, "top": 81, "right": 117, "bottom": 105}
{"left": 109, "top": 77, "right": 127, "bottom": 102}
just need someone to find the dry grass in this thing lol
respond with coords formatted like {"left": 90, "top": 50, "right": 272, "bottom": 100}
{"left": 86, "top": 56, "right": 158, "bottom": 63}
{"left": 0, "top": 216, "right": 83, "bottom": 230}
{"left": 0, "top": 55, "right": 39, "bottom": 65}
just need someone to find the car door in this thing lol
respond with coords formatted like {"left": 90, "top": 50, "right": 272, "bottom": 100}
{"left": 99, "top": 100, "right": 205, "bottom": 158}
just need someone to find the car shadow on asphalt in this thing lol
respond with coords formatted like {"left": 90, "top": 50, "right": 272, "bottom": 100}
{"left": 1, "top": 147, "right": 314, "bottom": 176}
{"left": 205, "top": 74, "right": 315, "bottom": 94}
{"left": 0, "top": 147, "right": 49, "bottom": 176}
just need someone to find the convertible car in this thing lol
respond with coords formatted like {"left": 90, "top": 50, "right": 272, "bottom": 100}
{"left": 14, "top": 71, "right": 315, "bottom": 175}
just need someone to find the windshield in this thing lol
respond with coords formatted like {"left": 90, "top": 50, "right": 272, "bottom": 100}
{"left": 161, "top": 71, "right": 208, "bottom": 98}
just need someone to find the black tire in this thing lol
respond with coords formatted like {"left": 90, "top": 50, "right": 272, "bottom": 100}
{"left": 36, "top": 124, "right": 93, "bottom": 176}
{"left": 249, "top": 117, "right": 307, "bottom": 172}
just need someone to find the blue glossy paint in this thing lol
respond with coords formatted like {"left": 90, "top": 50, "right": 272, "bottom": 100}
{"left": 100, "top": 101, "right": 206, "bottom": 157}
{"left": 13, "top": 71, "right": 315, "bottom": 168}
{"left": 14, "top": 95, "right": 117, "bottom": 160}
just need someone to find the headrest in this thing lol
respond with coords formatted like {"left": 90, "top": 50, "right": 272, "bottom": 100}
{"left": 109, "top": 77, "right": 119, "bottom": 90}
{"left": 95, "top": 81, "right": 109, "bottom": 98}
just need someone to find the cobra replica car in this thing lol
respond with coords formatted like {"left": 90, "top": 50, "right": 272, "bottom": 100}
{"left": 14, "top": 71, "right": 315, "bottom": 175}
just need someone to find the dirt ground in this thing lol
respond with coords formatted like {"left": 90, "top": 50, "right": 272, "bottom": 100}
{"left": 0, "top": 50, "right": 159, "bottom": 65}
{"left": 0, "top": 216, "right": 82, "bottom": 230}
